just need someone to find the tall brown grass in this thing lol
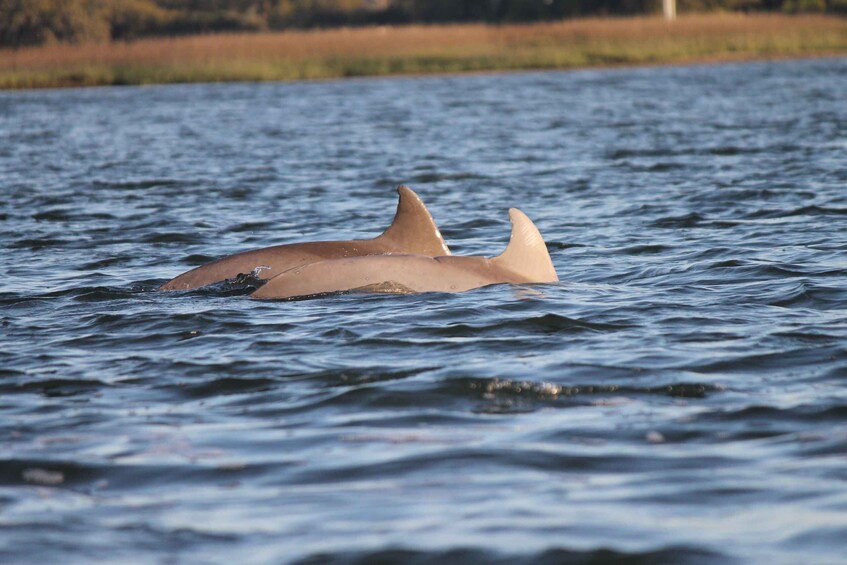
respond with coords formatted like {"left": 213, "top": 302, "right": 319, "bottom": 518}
{"left": 1, "top": 13, "right": 846, "bottom": 89}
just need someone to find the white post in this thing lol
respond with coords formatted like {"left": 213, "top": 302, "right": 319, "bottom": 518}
{"left": 663, "top": 0, "right": 676, "bottom": 20}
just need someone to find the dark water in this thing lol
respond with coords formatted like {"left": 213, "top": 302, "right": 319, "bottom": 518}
{"left": 3, "top": 57, "right": 847, "bottom": 564}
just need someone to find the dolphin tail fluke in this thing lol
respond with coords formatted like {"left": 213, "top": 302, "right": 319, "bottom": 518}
{"left": 491, "top": 208, "right": 559, "bottom": 283}
{"left": 375, "top": 185, "right": 451, "bottom": 256}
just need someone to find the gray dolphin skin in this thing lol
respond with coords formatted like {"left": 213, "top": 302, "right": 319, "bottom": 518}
{"left": 250, "top": 208, "right": 558, "bottom": 300}
{"left": 159, "top": 186, "right": 451, "bottom": 291}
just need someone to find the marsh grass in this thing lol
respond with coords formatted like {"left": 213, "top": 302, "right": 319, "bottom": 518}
{"left": 2, "top": 14, "right": 846, "bottom": 89}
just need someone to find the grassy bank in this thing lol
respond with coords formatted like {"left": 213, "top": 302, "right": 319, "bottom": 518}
{"left": 2, "top": 14, "right": 846, "bottom": 89}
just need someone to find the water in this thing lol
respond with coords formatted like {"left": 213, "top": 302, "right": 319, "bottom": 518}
{"left": 2, "top": 57, "right": 847, "bottom": 564}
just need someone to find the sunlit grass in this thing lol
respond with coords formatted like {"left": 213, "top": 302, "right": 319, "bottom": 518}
{"left": 2, "top": 13, "right": 846, "bottom": 89}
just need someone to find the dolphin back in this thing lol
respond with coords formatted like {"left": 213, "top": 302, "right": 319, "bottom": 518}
{"left": 159, "top": 185, "right": 449, "bottom": 291}
{"left": 251, "top": 253, "right": 506, "bottom": 300}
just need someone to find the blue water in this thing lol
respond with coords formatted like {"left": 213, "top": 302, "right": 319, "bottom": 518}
{"left": 2, "top": 57, "right": 847, "bottom": 564}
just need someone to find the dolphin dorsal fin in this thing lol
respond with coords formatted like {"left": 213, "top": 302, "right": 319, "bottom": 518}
{"left": 491, "top": 208, "right": 559, "bottom": 283}
{"left": 375, "top": 185, "right": 451, "bottom": 256}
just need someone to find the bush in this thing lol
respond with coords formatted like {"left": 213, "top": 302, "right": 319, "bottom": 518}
{"left": 0, "top": 0, "right": 110, "bottom": 46}
{"left": 106, "top": 0, "right": 171, "bottom": 41}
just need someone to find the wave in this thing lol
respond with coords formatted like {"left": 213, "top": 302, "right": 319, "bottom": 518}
{"left": 294, "top": 546, "right": 729, "bottom": 565}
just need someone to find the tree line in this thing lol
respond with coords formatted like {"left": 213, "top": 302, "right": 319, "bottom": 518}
{"left": 1, "top": 0, "right": 843, "bottom": 47}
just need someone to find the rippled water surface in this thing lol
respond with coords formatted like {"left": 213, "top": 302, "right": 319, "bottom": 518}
{"left": 3, "top": 58, "right": 847, "bottom": 564}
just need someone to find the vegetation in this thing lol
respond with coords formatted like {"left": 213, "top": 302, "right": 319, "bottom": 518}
{"left": 2, "top": 0, "right": 847, "bottom": 48}
{"left": 1, "top": 13, "right": 845, "bottom": 89}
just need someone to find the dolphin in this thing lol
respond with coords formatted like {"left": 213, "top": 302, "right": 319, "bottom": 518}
{"left": 250, "top": 208, "right": 558, "bottom": 300}
{"left": 159, "top": 186, "right": 451, "bottom": 291}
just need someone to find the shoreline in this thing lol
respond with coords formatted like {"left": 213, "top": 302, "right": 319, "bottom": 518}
{"left": 2, "top": 14, "right": 846, "bottom": 90}
{"left": 8, "top": 51, "right": 845, "bottom": 95}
